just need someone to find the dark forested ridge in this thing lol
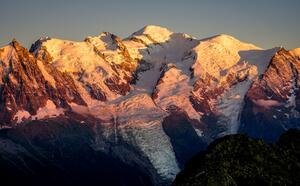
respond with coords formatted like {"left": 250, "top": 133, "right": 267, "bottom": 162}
{"left": 172, "top": 129, "right": 300, "bottom": 186}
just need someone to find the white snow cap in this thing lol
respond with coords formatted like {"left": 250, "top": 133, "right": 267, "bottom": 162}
{"left": 130, "top": 25, "right": 173, "bottom": 43}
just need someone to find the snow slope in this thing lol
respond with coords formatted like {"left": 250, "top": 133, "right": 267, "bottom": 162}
{"left": 290, "top": 48, "right": 300, "bottom": 58}
{"left": 125, "top": 26, "right": 200, "bottom": 121}
{"left": 191, "top": 34, "right": 279, "bottom": 134}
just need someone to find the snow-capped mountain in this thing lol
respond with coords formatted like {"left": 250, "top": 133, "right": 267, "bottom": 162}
{"left": 0, "top": 25, "right": 299, "bottom": 185}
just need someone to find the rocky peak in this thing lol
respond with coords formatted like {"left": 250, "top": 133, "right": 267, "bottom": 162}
{"left": 85, "top": 32, "right": 120, "bottom": 49}
{"left": 10, "top": 38, "right": 22, "bottom": 48}
{"left": 29, "top": 36, "right": 51, "bottom": 53}
{"left": 31, "top": 34, "right": 135, "bottom": 101}
{"left": 0, "top": 41, "right": 86, "bottom": 126}
{"left": 85, "top": 31, "right": 135, "bottom": 70}
{"left": 239, "top": 47, "right": 300, "bottom": 142}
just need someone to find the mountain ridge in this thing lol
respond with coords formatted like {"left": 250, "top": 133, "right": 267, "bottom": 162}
{"left": 0, "top": 25, "right": 299, "bottom": 185}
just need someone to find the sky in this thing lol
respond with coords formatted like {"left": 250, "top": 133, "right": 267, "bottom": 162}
{"left": 0, "top": 0, "right": 299, "bottom": 49}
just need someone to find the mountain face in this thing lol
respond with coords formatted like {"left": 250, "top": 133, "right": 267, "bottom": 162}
{"left": 240, "top": 49, "right": 300, "bottom": 142}
{"left": 0, "top": 40, "right": 86, "bottom": 126}
{"left": 0, "top": 25, "right": 299, "bottom": 185}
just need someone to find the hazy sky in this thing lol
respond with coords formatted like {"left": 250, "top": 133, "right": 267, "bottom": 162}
{"left": 0, "top": 0, "right": 299, "bottom": 49}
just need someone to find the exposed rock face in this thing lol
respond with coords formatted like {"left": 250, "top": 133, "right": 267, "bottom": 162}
{"left": 29, "top": 36, "right": 52, "bottom": 61}
{"left": 0, "top": 40, "right": 86, "bottom": 126}
{"left": 85, "top": 32, "right": 136, "bottom": 96}
{"left": 240, "top": 49, "right": 300, "bottom": 142}
{"left": 162, "top": 108, "right": 206, "bottom": 168}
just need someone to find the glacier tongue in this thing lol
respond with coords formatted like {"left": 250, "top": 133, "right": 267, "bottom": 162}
{"left": 121, "top": 120, "right": 180, "bottom": 182}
